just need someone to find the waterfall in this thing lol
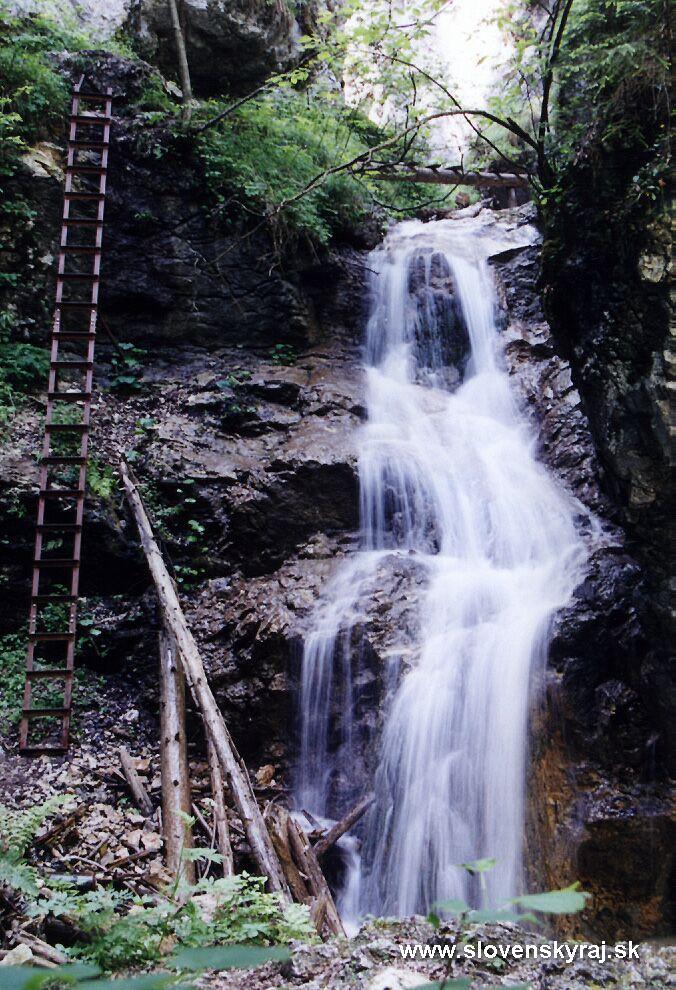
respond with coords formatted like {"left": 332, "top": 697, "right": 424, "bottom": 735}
{"left": 295, "top": 214, "right": 588, "bottom": 923}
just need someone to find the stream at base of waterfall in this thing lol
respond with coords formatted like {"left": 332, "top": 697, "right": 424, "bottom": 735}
{"left": 295, "top": 212, "right": 592, "bottom": 930}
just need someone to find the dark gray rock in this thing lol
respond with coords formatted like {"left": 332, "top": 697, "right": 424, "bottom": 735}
{"left": 136, "top": 0, "right": 319, "bottom": 96}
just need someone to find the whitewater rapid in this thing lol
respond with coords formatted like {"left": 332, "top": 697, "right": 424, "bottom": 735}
{"left": 296, "top": 213, "right": 589, "bottom": 923}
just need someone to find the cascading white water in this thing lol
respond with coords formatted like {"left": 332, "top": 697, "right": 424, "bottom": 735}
{"left": 296, "top": 213, "right": 589, "bottom": 923}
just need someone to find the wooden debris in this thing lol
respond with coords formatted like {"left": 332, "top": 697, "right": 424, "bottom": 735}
{"left": 287, "top": 816, "right": 345, "bottom": 937}
{"left": 266, "top": 805, "right": 311, "bottom": 904}
{"left": 34, "top": 804, "right": 87, "bottom": 848}
{"left": 313, "top": 793, "right": 375, "bottom": 858}
{"left": 159, "top": 625, "right": 195, "bottom": 886}
{"left": 119, "top": 746, "right": 154, "bottom": 817}
{"left": 120, "top": 456, "right": 290, "bottom": 899}
{"left": 15, "top": 933, "right": 68, "bottom": 967}
{"left": 207, "top": 737, "right": 234, "bottom": 876}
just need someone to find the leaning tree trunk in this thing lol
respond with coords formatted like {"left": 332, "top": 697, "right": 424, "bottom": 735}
{"left": 167, "top": 0, "right": 193, "bottom": 122}
{"left": 120, "top": 457, "right": 290, "bottom": 898}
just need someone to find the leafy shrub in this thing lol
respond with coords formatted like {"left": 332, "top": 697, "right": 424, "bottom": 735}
{"left": 0, "top": 313, "right": 49, "bottom": 425}
{"left": 34, "top": 872, "right": 314, "bottom": 971}
{"left": 0, "top": 795, "right": 66, "bottom": 897}
{"left": 269, "top": 343, "right": 297, "bottom": 366}
{"left": 108, "top": 342, "right": 146, "bottom": 392}
{"left": 195, "top": 90, "right": 451, "bottom": 247}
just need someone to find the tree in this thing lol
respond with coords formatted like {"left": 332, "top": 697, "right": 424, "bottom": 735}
{"left": 167, "top": 0, "right": 192, "bottom": 123}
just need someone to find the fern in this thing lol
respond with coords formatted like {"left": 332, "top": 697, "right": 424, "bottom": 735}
{"left": 0, "top": 796, "right": 66, "bottom": 897}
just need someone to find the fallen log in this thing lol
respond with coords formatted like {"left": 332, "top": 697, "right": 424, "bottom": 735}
{"left": 119, "top": 746, "right": 154, "bottom": 817}
{"left": 266, "top": 805, "right": 311, "bottom": 905}
{"left": 120, "top": 457, "right": 290, "bottom": 899}
{"left": 365, "top": 165, "right": 531, "bottom": 188}
{"left": 159, "top": 625, "right": 195, "bottom": 886}
{"left": 287, "top": 816, "right": 345, "bottom": 937}
{"left": 313, "top": 793, "right": 375, "bottom": 858}
{"left": 207, "top": 736, "right": 234, "bottom": 876}
{"left": 13, "top": 933, "right": 69, "bottom": 967}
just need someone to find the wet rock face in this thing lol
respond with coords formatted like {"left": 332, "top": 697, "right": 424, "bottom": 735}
{"left": 540, "top": 171, "right": 670, "bottom": 642}
{"left": 491, "top": 233, "right": 672, "bottom": 940}
{"left": 407, "top": 251, "right": 470, "bottom": 379}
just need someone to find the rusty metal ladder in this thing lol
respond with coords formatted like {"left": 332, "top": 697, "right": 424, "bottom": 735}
{"left": 19, "top": 78, "right": 113, "bottom": 755}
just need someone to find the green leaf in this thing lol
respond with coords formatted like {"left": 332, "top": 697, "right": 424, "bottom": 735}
{"left": 510, "top": 884, "right": 590, "bottom": 915}
{"left": 0, "top": 969, "right": 54, "bottom": 990}
{"left": 430, "top": 898, "right": 469, "bottom": 915}
{"left": 458, "top": 857, "right": 496, "bottom": 874}
{"left": 78, "top": 977, "right": 177, "bottom": 990}
{"left": 0, "top": 964, "right": 99, "bottom": 988}
{"left": 465, "top": 909, "right": 539, "bottom": 925}
{"left": 170, "top": 944, "right": 290, "bottom": 972}
{"left": 179, "top": 847, "right": 223, "bottom": 864}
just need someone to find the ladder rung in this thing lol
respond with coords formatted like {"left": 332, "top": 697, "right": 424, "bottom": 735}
{"left": 29, "top": 632, "right": 75, "bottom": 642}
{"left": 64, "top": 192, "right": 104, "bottom": 201}
{"left": 40, "top": 456, "right": 86, "bottom": 466}
{"left": 36, "top": 522, "right": 83, "bottom": 532}
{"left": 58, "top": 272, "right": 99, "bottom": 281}
{"left": 26, "top": 669, "right": 73, "bottom": 679}
{"left": 31, "top": 594, "right": 78, "bottom": 603}
{"left": 22, "top": 708, "right": 70, "bottom": 718}
{"left": 75, "top": 92, "right": 111, "bottom": 102}
{"left": 33, "top": 558, "right": 80, "bottom": 568}
{"left": 71, "top": 114, "right": 110, "bottom": 124}
{"left": 39, "top": 487, "right": 84, "bottom": 497}
{"left": 62, "top": 218, "right": 101, "bottom": 227}
{"left": 44, "top": 423, "right": 88, "bottom": 433}
{"left": 52, "top": 332, "right": 97, "bottom": 341}
{"left": 47, "top": 391, "right": 90, "bottom": 402}
{"left": 61, "top": 243, "right": 101, "bottom": 252}
{"left": 19, "top": 745, "right": 68, "bottom": 756}
{"left": 56, "top": 299, "right": 98, "bottom": 307}
{"left": 51, "top": 361, "right": 94, "bottom": 370}
{"left": 69, "top": 139, "right": 109, "bottom": 148}
{"left": 64, "top": 166, "right": 107, "bottom": 177}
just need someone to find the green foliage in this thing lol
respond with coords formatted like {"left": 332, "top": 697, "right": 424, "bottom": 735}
{"left": 0, "top": 942, "right": 290, "bottom": 988}
{"left": 0, "top": 599, "right": 106, "bottom": 730}
{"left": 195, "top": 85, "right": 451, "bottom": 247}
{"left": 32, "top": 872, "right": 312, "bottom": 973}
{"left": 492, "top": 0, "right": 669, "bottom": 191}
{"left": 428, "top": 861, "right": 590, "bottom": 932}
{"left": 510, "top": 884, "right": 591, "bottom": 915}
{"left": 0, "top": 311, "right": 49, "bottom": 425}
{"left": 0, "top": 629, "right": 25, "bottom": 730}
{"left": 108, "top": 343, "right": 147, "bottom": 392}
{"left": 555, "top": 0, "right": 668, "bottom": 161}
{"left": 0, "top": 796, "right": 66, "bottom": 897}
{"left": 269, "top": 343, "right": 297, "bottom": 366}
{"left": 196, "top": 91, "right": 371, "bottom": 246}
{"left": 87, "top": 460, "right": 117, "bottom": 501}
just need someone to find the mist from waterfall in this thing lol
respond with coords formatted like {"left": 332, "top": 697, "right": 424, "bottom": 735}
{"left": 295, "top": 214, "right": 588, "bottom": 922}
